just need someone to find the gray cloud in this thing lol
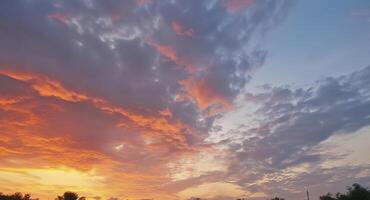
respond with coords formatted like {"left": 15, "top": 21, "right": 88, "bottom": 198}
{"left": 0, "top": 0, "right": 292, "bottom": 148}
{"left": 0, "top": 1, "right": 294, "bottom": 198}
{"left": 223, "top": 66, "right": 370, "bottom": 199}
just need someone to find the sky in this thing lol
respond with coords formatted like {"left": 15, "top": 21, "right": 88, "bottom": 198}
{"left": 0, "top": 0, "right": 370, "bottom": 200}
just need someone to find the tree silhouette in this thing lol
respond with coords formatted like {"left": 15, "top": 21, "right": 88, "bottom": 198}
{"left": 320, "top": 183, "right": 370, "bottom": 200}
{"left": 55, "top": 192, "right": 85, "bottom": 200}
{"left": 320, "top": 193, "right": 336, "bottom": 200}
{"left": 0, "top": 192, "right": 37, "bottom": 200}
{"left": 1, "top": 184, "right": 369, "bottom": 200}
{"left": 270, "top": 197, "right": 285, "bottom": 200}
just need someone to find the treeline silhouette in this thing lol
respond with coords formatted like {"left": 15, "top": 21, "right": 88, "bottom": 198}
{"left": 319, "top": 183, "right": 370, "bottom": 200}
{"left": 0, "top": 184, "right": 369, "bottom": 200}
{"left": 0, "top": 192, "right": 85, "bottom": 200}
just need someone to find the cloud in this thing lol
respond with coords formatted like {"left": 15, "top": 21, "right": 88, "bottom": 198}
{"left": 136, "top": 0, "right": 152, "bottom": 6}
{"left": 146, "top": 39, "right": 178, "bottom": 63}
{"left": 48, "top": 12, "right": 70, "bottom": 24}
{"left": 223, "top": 0, "right": 254, "bottom": 12}
{"left": 0, "top": 0, "right": 292, "bottom": 199}
{"left": 178, "top": 182, "right": 245, "bottom": 200}
{"left": 350, "top": 10, "right": 370, "bottom": 23}
{"left": 181, "top": 76, "right": 232, "bottom": 111}
{"left": 171, "top": 21, "right": 194, "bottom": 38}
{"left": 1, "top": 1, "right": 367, "bottom": 199}
{"left": 244, "top": 66, "right": 370, "bottom": 167}
{"left": 219, "top": 66, "right": 370, "bottom": 199}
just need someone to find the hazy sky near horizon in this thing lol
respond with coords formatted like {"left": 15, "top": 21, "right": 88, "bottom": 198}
{"left": 0, "top": 0, "right": 370, "bottom": 200}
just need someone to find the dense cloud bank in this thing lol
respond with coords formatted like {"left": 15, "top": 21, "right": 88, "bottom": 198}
{"left": 0, "top": 0, "right": 294, "bottom": 199}
{"left": 222, "top": 66, "right": 370, "bottom": 199}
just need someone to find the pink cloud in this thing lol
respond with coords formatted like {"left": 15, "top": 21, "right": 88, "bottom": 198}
{"left": 136, "top": 0, "right": 152, "bottom": 6}
{"left": 146, "top": 39, "right": 178, "bottom": 62}
{"left": 223, "top": 0, "right": 254, "bottom": 12}
{"left": 111, "top": 13, "right": 122, "bottom": 22}
{"left": 146, "top": 39, "right": 198, "bottom": 74}
{"left": 48, "top": 12, "right": 69, "bottom": 23}
{"left": 171, "top": 21, "right": 194, "bottom": 37}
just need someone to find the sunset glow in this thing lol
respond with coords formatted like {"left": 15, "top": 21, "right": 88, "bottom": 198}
{"left": 1, "top": 0, "right": 370, "bottom": 200}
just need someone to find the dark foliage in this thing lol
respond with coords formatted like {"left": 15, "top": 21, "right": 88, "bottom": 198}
{"left": 55, "top": 192, "right": 85, "bottom": 200}
{"left": 320, "top": 183, "right": 370, "bottom": 200}
{"left": 0, "top": 192, "right": 37, "bottom": 200}
{"left": 1, "top": 184, "right": 370, "bottom": 200}
{"left": 270, "top": 197, "right": 285, "bottom": 200}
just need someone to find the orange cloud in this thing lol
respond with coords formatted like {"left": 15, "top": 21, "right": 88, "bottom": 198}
{"left": 146, "top": 39, "right": 178, "bottom": 62}
{"left": 144, "top": 41, "right": 230, "bottom": 112}
{"left": 0, "top": 68, "right": 88, "bottom": 102}
{"left": 0, "top": 68, "right": 194, "bottom": 151}
{"left": 181, "top": 77, "right": 232, "bottom": 113}
{"left": 171, "top": 21, "right": 194, "bottom": 38}
{"left": 0, "top": 67, "right": 207, "bottom": 199}
{"left": 0, "top": 131, "right": 171, "bottom": 199}
{"left": 146, "top": 39, "right": 197, "bottom": 74}
{"left": 223, "top": 0, "right": 254, "bottom": 12}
